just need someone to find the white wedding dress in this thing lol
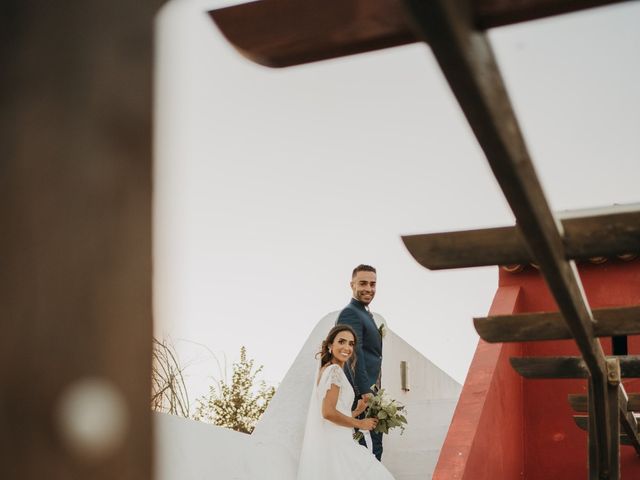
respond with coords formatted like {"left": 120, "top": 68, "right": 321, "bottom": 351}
{"left": 296, "top": 364, "right": 395, "bottom": 480}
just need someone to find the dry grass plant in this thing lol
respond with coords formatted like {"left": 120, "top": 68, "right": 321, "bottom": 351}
{"left": 151, "top": 337, "right": 190, "bottom": 417}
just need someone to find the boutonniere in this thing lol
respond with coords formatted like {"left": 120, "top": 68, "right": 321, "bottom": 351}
{"left": 378, "top": 324, "right": 386, "bottom": 338}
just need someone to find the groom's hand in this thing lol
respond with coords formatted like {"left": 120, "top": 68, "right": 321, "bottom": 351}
{"left": 362, "top": 393, "right": 373, "bottom": 402}
{"left": 352, "top": 398, "right": 367, "bottom": 417}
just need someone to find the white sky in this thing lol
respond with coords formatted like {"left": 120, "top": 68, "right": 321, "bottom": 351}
{"left": 154, "top": 0, "right": 640, "bottom": 404}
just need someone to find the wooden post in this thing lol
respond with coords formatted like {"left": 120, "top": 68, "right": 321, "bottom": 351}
{"left": 401, "top": 0, "right": 613, "bottom": 474}
{"left": 0, "top": 1, "right": 162, "bottom": 478}
{"left": 588, "top": 381, "right": 600, "bottom": 479}
{"left": 606, "top": 359, "right": 621, "bottom": 479}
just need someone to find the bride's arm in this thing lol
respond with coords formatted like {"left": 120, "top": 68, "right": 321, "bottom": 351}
{"left": 322, "top": 385, "right": 377, "bottom": 430}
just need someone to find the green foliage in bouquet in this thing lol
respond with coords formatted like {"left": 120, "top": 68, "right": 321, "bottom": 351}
{"left": 353, "top": 386, "right": 407, "bottom": 441}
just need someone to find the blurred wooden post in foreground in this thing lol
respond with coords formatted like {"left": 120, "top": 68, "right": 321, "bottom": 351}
{"left": 0, "top": 1, "right": 162, "bottom": 478}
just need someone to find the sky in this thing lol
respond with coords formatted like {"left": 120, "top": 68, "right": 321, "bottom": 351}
{"left": 153, "top": 0, "right": 640, "bottom": 405}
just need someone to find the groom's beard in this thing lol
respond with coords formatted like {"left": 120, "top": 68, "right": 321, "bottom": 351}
{"left": 356, "top": 292, "right": 373, "bottom": 305}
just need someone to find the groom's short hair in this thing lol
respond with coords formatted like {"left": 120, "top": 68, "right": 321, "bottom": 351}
{"left": 352, "top": 264, "right": 376, "bottom": 278}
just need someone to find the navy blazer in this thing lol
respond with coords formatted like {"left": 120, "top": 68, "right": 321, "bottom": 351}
{"left": 336, "top": 298, "right": 382, "bottom": 397}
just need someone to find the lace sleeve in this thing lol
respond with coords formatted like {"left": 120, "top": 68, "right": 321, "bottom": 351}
{"left": 319, "top": 364, "right": 343, "bottom": 396}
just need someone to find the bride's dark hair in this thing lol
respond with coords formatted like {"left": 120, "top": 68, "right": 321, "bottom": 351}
{"left": 317, "top": 324, "right": 357, "bottom": 371}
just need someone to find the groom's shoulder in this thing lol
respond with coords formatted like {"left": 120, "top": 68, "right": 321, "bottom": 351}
{"left": 336, "top": 304, "right": 360, "bottom": 323}
{"left": 339, "top": 301, "right": 358, "bottom": 314}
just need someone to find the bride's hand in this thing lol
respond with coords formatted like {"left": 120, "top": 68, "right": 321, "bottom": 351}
{"left": 352, "top": 399, "right": 367, "bottom": 417}
{"left": 357, "top": 417, "right": 378, "bottom": 431}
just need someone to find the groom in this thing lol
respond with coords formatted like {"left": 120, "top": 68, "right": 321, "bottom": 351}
{"left": 336, "top": 264, "right": 384, "bottom": 460}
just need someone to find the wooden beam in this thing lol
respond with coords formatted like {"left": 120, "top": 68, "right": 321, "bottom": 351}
{"left": 402, "top": 205, "right": 640, "bottom": 270}
{"left": 209, "top": 0, "right": 416, "bottom": 68}
{"left": 580, "top": 421, "right": 640, "bottom": 449}
{"left": 474, "top": 305, "right": 640, "bottom": 343}
{"left": 0, "top": 1, "right": 159, "bottom": 478}
{"left": 208, "top": 0, "right": 629, "bottom": 67}
{"left": 402, "top": 0, "right": 612, "bottom": 475}
{"left": 571, "top": 390, "right": 640, "bottom": 454}
{"left": 473, "top": 0, "right": 630, "bottom": 28}
{"left": 402, "top": 225, "right": 530, "bottom": 270}
{"left": 618, "top": 387, "right": 640, "bottom": 454}
{"left": 569, "top": 393, "right": 640, "bottom": 413}
{"left": 576, "top": 415, "right": 635, "bottom": 447}
{"left": 512, "top": 356, "right": 590, "bottom": 378}
{"left": 575, "top": 414, "right": 590, "bottom": 431}
{"left": 511, "top": 356, "right": 640, "bottom": 379}
{"left": 560, "top": 204, "right": 640, "bottom": 261}
{"left": 569, "top": 394, "right": 589, "bottom": 412}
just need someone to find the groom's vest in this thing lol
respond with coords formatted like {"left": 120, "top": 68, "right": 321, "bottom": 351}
{"left": 336, "top": 298, "right": 383, "bottom": 397}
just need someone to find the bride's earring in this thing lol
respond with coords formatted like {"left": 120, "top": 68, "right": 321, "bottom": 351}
{"left": 328, "top": 347, "right": 332, "bottom": 354}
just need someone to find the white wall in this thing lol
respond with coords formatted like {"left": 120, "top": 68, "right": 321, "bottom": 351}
{"left": 155, "top": 412, "right": 250, "bottom": 480}
{"left": 155, "top": 312, "right": 461, "bottom": 479}
{"left": 381, "top": 328, "right": 461, "bottom": 479}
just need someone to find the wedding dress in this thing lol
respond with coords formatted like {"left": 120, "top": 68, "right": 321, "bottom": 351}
{"left": 296, "top": 363, "right": 395, "bottom": 480}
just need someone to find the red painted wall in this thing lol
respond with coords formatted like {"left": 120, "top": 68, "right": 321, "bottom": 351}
{"left": 433, "top": 259, "right": 640, "bottom": 479}
{"left": 433, "top": 285, "right": 525, "bottom": 479}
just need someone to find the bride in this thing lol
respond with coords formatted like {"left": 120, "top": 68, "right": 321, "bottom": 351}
{"left": 296, "top": 325, "right": 395, "bottom": 479}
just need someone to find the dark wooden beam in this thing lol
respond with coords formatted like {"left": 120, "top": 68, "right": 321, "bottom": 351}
{"left": 402, "top": 225, "right": 530, "bottom": 270}
{"left": 570, "top": 389, "right": 640, "bottom": 454}
{"left": 402, "top": 0, "right": 612, "bottom": 475}
{"left": 208, "top": 0, "right": 629, "bottom": 68}
{"left": 474, "top": 0, "right": 629, "bottom": 28}
{"left": 560, "top": 205, "right": 640, "bottom": 261}
{"left": 620, "top": 406, "right": 640, "bottom": 453}
{"left": 569, "top": 393, "right": 640, "bottom": 413}
{"left": 0, "top": 1, "right": 160, "bottom": 478}
{"left": 511, "top": 356, "right": 640, "bottom": 379}
{"left": 618, "top": 387, "right": 640, "bottom": 454}
{"left": 580, "top": 423, "right": 638, "bottom": 448}
{"left": 402, "top": 205, "right": 640, "bottom": 270}
{"left": 575, "top": 415, "right": 634, "bottom": 447}
{"left": 513, "top": 356, "right": 590, "bottom": 378}
{"left": 575, "top": 414, "right": 590, "bottom": 431}
{"left": 209, "top": 0, "right": 416, "bottom": 68}
{"left": 474, "top": 305, "right": 640, "bottom": 343}
{"left": 569, "top": 394, "right": 590, "bottom": 412}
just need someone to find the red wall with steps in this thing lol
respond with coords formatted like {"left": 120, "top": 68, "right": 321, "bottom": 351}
{"left": 433, "top": 259, "right": 640, "bottom": 479}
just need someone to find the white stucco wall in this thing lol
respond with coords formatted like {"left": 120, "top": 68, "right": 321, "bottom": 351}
{"left": 155, "top": 412, "right": 250, "bottom": 480}
{"left": 380, "top": 327, "right": 461, "bottom": 480}
{"left": 155, "top": 312, "right": 461, "bottom": 479}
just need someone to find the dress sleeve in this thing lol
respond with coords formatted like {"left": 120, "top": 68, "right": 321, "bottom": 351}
{"left": 318, "top": 365, "right": 342, "bottom": 398}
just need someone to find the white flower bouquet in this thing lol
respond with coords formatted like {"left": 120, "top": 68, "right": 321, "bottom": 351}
{"left": 354, "top": 386, "right": 407, "bottom": 441}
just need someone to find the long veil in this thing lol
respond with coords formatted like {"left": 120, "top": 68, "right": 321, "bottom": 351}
{"left": 295, "top": 360, "right": 325, "bottom": 479}
{"left": 246, "top": 313, "right": 338, "bottom": 479}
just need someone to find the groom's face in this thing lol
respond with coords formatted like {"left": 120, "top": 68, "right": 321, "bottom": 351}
{"left": 350, "top": 271, "right": 376, "bottom": 305}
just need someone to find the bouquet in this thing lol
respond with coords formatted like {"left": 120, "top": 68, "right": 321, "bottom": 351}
{"left": 354, "top": 386, "right": 407, "bottom": 441}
